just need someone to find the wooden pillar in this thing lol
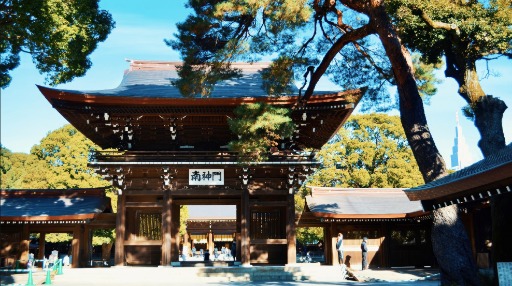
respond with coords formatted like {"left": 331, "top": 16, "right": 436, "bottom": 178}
{"left": 161, "top": 192, "right": 172, "bottom": 265}
{"left": 330, "top": 223, "right": 339, "bottom": 265}
{"left": 38, "top": 233, "right": 46, "bottom": 260}
{"left": 240, "top": 188, "right": 250, "bottom": 265}
{"left": 324, "top": 225, "right": 332, "bottom": 265}
{"left": 170, "top": 201, "right": 180, "bottom": 262}
{"left": 236, "top": 202, "right": 241, "bottom": 261}
{"left": 114, "top": 193, "right": 126, "bottom": 266}
{"left": 207, "top": 232, "right": 213, "bottom": 253}
{"left": 19, "top": 224, "right": 30, "bottom": 265}
{"left": 80, "top": 226, "right": 90, "bottom": 267}
{"left": 382, "top": 222, "right": 390, "bottom": 267}
{"left": 72, "top": 225, "right": 81, "bottom": 268}
{"left": 286, "top": 193, "right": 296, "bottom": 264}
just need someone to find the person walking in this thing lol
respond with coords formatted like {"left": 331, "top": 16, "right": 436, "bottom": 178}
{"left": 336, "top": 233, "right": 344, "bottom": 265}
{"left": 361, "top": 237, "right": 368, "bottom": 270}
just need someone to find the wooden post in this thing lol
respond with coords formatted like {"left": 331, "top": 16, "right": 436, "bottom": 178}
{"left": 72, "top": 225, "right": 81, "bottom": 268}
{"left": 330, "top": 223, "right": 339, "bottom": 265}
{"left": 20, "top": 224, "right": 30, "bottom": 266}
{"left": 38, "top": 233, "right": 46, "bottom": 260}
{"left": 80, "top": 226, "right": 90, "bottom": 267}
{"left": 114, "top": 193, "right": 126, "bottom": 266}
{"left": 207, "top": 232, "right": 213, "bottom": 253}
{"left": 286, "top": 193, "right": 296, "bottom": 264}
{"left": 236, "top": 202, "right": 241, "bottom": 261}
{"left": 240, "top": 188, "right": 250, "bottom": 266}
{"left": 170, "top": 201, "right": 180, "bottom": 262}
{"left": 161, "top": 192, "right": 172, "bottom": 266}
{"left": 324, "top": 225, "right": 332, "bottom": 265}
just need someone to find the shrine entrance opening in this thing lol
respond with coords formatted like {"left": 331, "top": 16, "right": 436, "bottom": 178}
{"left": 182, "top": 204, "right": 237, "bottom": 262}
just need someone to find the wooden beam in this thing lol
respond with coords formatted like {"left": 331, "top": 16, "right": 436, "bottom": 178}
{"left": 125, "top": 202, "right": 163, "bottom": 208}
{"left": 249, "top": 200, "right": 288, "bottom": 207}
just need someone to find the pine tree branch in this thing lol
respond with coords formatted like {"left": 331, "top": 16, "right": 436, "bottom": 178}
{"left": 298, "top": 23, "right": 375, "bottom": 104}
{"left": 410, "top": 6, "right": 460, "bottom": 36}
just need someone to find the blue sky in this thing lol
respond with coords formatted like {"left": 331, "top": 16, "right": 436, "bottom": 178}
{"left": 1, "top": 0, "right": 511, "bottom": 166}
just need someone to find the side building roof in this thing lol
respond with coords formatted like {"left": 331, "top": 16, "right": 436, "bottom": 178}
{"left": 405, "top": 143, "right": 512, "bottom": 211}
{"left": 303, "top": 187, "right": 427, "bottom": 221}
{"left": 0, "top": 188, "right": 111, "bottom": 223}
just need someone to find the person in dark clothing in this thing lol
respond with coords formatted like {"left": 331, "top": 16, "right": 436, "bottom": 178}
{"left": 361, "top": 237, "right": 368, "bottom": 270}
{"left": 204, "top": 250, "right": 210, "bottom": 261}
{"left": 231, "top": 240, "right": 237, "bottom": 261}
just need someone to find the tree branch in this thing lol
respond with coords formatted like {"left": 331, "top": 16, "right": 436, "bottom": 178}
{"left": 298, "top": 23, "right": 375, "bottom": 104}
{"left": 411, "top": 6, "right": 460, "bottom": 36}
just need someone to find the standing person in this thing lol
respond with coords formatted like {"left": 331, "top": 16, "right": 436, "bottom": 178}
{"left": 231, "top": 239, "right": 237, "bottom": 261}
{"left": 361, "top": 237, "right": 368, "bottom": 270}
{"left": 336, "top": 233, "right": 344, "bottom": 265}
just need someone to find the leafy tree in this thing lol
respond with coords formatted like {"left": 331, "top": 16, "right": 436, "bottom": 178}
{"left": 170, "top": 1, "right": 476, "bottom": 283}
{"left": 296, "top": 114, "right": 423, "bottom": 244}
{"left": 0, "top": 0, "right": 115, "bottom": 88}
{"left": 307, "top": 114, "right": 424, "bottom": 188}
{"left": 1, "top": 147, "right": 53, "bottom": 189}
{"left": 29, "top": 125, "right": 110, "bottom": 189}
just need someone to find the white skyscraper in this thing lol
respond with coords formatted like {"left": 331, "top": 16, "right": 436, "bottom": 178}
{"left": 450, "top": 113, "right": 473, "bottom": 170}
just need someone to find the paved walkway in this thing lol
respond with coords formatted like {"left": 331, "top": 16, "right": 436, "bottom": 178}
{"left": 1, "top": 266, "right": 440, "bottom": 286}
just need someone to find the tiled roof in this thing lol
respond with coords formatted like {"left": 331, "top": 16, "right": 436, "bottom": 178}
{"left": 305, "top": 187, "right": 424, "bottom": 218}
{"left": 404, "top": 143, "right": 512, "bottom": 202}
{"left": 0, "top": 188, "right": 109, "bottom": 221}
{"left": 58, "top": 60, "right": 337, "bottom": 99}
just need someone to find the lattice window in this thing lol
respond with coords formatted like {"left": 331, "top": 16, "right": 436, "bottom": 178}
{"left": 137, "top": 213, "right": 162, "bottom": 240}
{"left": 250, "top": 210, "right": 284, "bottom": 239}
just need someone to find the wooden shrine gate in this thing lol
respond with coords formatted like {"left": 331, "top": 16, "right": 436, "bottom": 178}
{"left": 91, "top": 151, "right": 316, "bottom": 266}
{"left": 38, "top": 60, "right": 363, "bottom": 266}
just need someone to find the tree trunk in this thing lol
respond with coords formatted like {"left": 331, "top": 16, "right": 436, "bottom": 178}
{"left": 473, "top": 95, "right": 507, "bottom": 157}
{"left": 432, "top": 205, "right": 481, "bottom": 285}
{"left": 101, "top": 242, "right": 113, "bottom": 262}
{"left": 450, "top": 52, "right": 510, "bottom": 285}
{"left": 365, "top": 3, "right": 481, "bottom": 285}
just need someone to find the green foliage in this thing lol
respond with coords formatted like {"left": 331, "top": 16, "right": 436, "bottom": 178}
{"left": 45, "top": 233, "right": 73, "bottom": 243}
{"left": 228, "top": 103, "right": 294, "bottom": 161}
{"left": 28, "top": 125, "right": 110, "bottom": 189}
{"left": 294, "top": 113, "right": 424, "bottom": 244}
{"left": 180, "top": 205, "right": 189, "bottom": 236}
{"left": 0, "top": 0, "right": 115, "bottom": 88}
{"left": 1, "top": 125, "right": 114, "bottom": 245}
{"left": 388, "top": 0, "right": 512, "bottom": 65}
{"left": 411, "top": 54, "right": 442, "bottom": 104}
{"left": 306, "top": 113, "right": 424, "bottom": 188}
{"left": 296, "top": 227, "right": 323, "bottom": 246}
